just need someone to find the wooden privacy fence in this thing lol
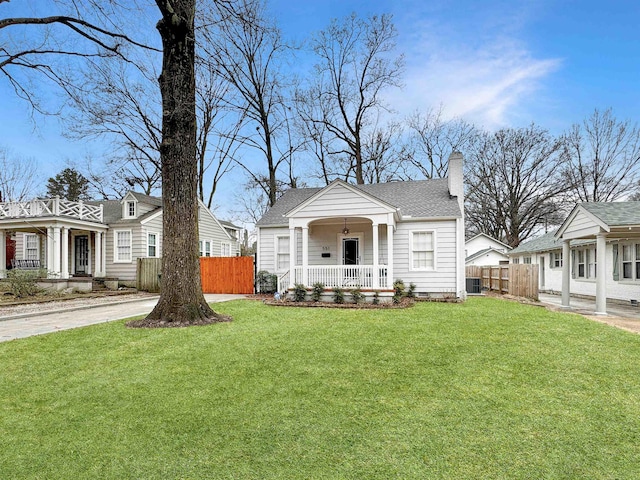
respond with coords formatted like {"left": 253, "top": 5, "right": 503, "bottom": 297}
{"left": 137, "top": 256, "right": 254, "bottom": 294}
{"left": 137, "top": 258, "right": 162, "bottom": 293}
{"left": 466, "top": 264, "right": 539, "bottom": 300}
{"left": 200, "top": 256, "right": 254, "bottom": 294}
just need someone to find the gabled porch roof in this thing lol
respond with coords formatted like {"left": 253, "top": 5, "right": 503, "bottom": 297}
{"left": 555, "top": 201, "right": 640, "bottom": 240}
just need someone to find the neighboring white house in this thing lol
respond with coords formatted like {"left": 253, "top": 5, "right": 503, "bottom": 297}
{"left": 508, "top": 201, "right": 640, "bottom": 314}
{"left": 255, "top": 152, "right": 467, "bottom": 300}
{"left": 0, "top": 192, "right": 240, "bottom": 287}
{"left": 465, "top": 233, "right": 511, "bottom": 266}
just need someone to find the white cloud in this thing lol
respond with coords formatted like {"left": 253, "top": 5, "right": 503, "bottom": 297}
{"left": 386, "top": 5, "right": 562, "bottom": 129}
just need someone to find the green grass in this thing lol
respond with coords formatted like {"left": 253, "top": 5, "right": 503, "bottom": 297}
{"left": 1, "top": 298, "right": 640, "bottom": 479}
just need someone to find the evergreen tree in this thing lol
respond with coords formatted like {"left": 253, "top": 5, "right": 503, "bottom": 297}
{"left": 46, "top": 168, "right": 90, "bottom": 201}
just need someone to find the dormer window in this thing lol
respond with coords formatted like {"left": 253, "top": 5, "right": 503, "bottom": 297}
{"left": 127, "top": 201, "right": 136, "bottom": 217}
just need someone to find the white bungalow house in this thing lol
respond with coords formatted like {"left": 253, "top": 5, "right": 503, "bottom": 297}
{"left": 255, "top": 152, "right": 467, "bottom": 300}
{"left": 0, "top": 192, "right": 240, "bottom": 288}
{"left": 465, "top": 233, "right": 511, "bottom": 266}
{"left": 508, "top": 201, "right": 640, "bottom": 315}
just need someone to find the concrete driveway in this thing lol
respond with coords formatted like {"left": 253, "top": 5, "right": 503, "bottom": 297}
{"left": 0, "top": 294, "right": 246, "bottom": 343}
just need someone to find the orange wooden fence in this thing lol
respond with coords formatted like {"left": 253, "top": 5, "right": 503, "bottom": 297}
{"left": 200, "top": 256, "right": 254, "bottom": 294}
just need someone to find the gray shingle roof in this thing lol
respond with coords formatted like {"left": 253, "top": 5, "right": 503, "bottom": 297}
{"left": 256, "top": 179, "right": 461, "bottom": 226}
{"left": 581, "top": 202, "right": 640, "bottom": 226}
{"left": 88, "top": 192, "right": 163, "bottom": 225}
{"left": 465, "top": 247, "right": 509, "bottom": 263}
{"left": 509, "top": 230, "right": 561, "bottom": 255}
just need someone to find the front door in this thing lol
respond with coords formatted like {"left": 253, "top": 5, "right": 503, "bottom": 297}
{"left": 75, "top": 235, "right": 89, "bottom": 275}
{"left": 342, "top": 238, "right": 359, "bottom": 265}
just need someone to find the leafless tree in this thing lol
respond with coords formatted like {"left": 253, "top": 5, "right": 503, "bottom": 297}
{"left": 405, "top": 107, "right": 479, "bottom": 179}
{"left": 361, "top": 122, "right": 409, "bottom": 183}
{"left": 562, "top": 108, "right": 640, "bottom": 202}
{"left": 465, "top": 125, "right": 571, "bottom": 247}
{"left": 200, "top": 0, "right": 298, "bottom": 207}
{"left": 297, "top": 13, "right": 404, "bottom": 184}
{"left": 2, "top": 0, "right": 228, "bottom": 324}
{"left": 0, "top": 146, "right": 38, "bottom": 201}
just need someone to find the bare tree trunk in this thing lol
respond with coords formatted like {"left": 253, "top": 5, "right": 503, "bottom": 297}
{"left": 133, "top": 0, "right": 228, "bottom": 327}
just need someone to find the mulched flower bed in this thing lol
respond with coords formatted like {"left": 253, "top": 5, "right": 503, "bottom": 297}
{"left": 262, "top": 298, "right": 415, "bottom": 309}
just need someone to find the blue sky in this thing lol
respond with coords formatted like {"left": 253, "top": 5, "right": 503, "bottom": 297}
{"left": 1, "top": 0, "right": 639, "bottom": 215}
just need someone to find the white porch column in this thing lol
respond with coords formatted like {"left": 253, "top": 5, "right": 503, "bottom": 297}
{"left": 61, "top": 227, "right": 69, "bottom": 279}
{"left": 386, "top": 224, "right": 394, "bottom": 289}
{"left": 102, "top": 232, "right": 107, "bottom": 276}
{"left": 302, "top": 226, "right": 309, "bottom": 286}
{"left": 595, "top": 233, "right": 607, "bottom": 315}
{"left": 46, "top": 227, "right": 54, "bottom": 276}
{"left": 561, "top": 239, "right": 571, "bottom": 308}
{"left": 52, "top": 226, "right": 61, "bottom": 277}
{"left": 288, "top": 227, "right": 295, "bottom": 289}
{"left": 0, "top": 229, "right": 6, "bottom": 279}
{"left": 372, "top": 223, "right": 379, "bottom": 289}
{"left": 95, "top": 231, "right": 103, "bottom": 277}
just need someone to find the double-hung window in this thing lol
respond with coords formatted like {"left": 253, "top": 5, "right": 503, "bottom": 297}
{"left": 276, "top": 236, "right": 290, "bottom": 272}
{"left": 587, "top": 247, "right": 597, "bottom": 278}
{"left": 199, "top": 240, "right": 212, "bottom": 257}
{"left": 114, "top": 230, "right": 132, "bottom": 262}
{"left": 622, "top": 245, "right": 633, "bottom": 279}
{"left": 221, "top": 242, "right": 231, "bottom": 257}
{"left": 553, "top": 251, "right": 563, "bottom": 268}
{"left": 523, "top": 256, "right": 532, "bottom": 264}
{"left": 147, "top": 233, "right": 158, "bottom": 257}
{"left": 577, "top": 249, "right": 586, "bottom": 278}
{"left": 24, "top": 234, "right": 39, "bottom": 260}
{"left": 411, "top": 231, "right": 435, "bottom": 270}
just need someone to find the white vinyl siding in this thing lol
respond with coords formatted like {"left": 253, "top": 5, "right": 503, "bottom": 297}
{"left": 394, "top": 220, "right": 457, "bottom": 292}
{"left": 410, "top": 231, "right": 435, "bottom": 270}
{"left": 292, "top": 183, "right": 393, "bottom": 218}
{"left": 114, "top": 230, "right": 132, "bottom": 263}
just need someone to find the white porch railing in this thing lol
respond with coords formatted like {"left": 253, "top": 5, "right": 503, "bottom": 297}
{"left": 287, "top": 265, "right": 389, "bottom": 290}
{"left": 277, "top": 270, "right": 290, "bottom": 294}
{"left": 0, "top": 197, "right": 103, "bottom": 223}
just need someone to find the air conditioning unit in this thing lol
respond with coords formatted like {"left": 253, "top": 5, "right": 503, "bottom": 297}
{"left": 466, "top": 277, "right": 481, "bottom": 294}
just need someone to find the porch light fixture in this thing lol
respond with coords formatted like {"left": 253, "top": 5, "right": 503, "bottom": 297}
{"left": 342, "top": 218, "right": 350, "bottom": 235}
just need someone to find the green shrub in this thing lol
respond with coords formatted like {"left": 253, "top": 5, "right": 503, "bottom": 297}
{"left": 372, "top": 291, "right": 380, "bottom": 305}
{"left": 393, "top": 280, "right": 406, "bottom": 304}
{"left": 257, "top": 270, "right": 278, "bottom": 293}
{"left": 333, "top": 287, "right": 345, "bottom": 304}
{"left": 293, "top": 283, "right": 307, "bottom": 302}
{"left": 407, "top": 282, "right": 417, "bottom": 299}
{"left": 6, "top": 269, "right": 43, "bottom": 298}
{"left": 351, "top": 286, "right": 365, "bottom": 304}
{"left": 311, "top": 282, "right": 325, "bottom": 302}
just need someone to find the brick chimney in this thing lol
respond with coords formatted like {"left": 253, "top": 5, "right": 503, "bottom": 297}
{"left": 447, "top": 151, "right": 464, "bottom": 212}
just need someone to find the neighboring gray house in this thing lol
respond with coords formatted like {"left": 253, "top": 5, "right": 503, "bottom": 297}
{"left": 509, "top": 201, "right": 640, "bottom": 314}
{"left": 0, "top": 192, "right": 239, "bottom": 287}
{"left": 255, "top": 152, "right": 467, "bottom": 300}
{"left": 465, "top": 233, "right": 511, "bottom": 266}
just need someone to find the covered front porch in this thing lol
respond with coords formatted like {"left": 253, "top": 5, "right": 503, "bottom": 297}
{"left": 556, "top": 202, "right": 640, "bottom": 315}
{"left": 278, "top": 215, "right": 396, "bottom": 293}
{"left": 0, "top": 198, "right": 107, "bottom": 279}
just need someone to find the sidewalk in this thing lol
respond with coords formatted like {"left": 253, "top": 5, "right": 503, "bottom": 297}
{"left": 0, "top": 294, "right": 246, "bottom": 342}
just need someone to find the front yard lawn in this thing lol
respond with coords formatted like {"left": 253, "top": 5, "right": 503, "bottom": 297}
{"left": 1, "top": 297, "right": 639, "bottom": 479}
